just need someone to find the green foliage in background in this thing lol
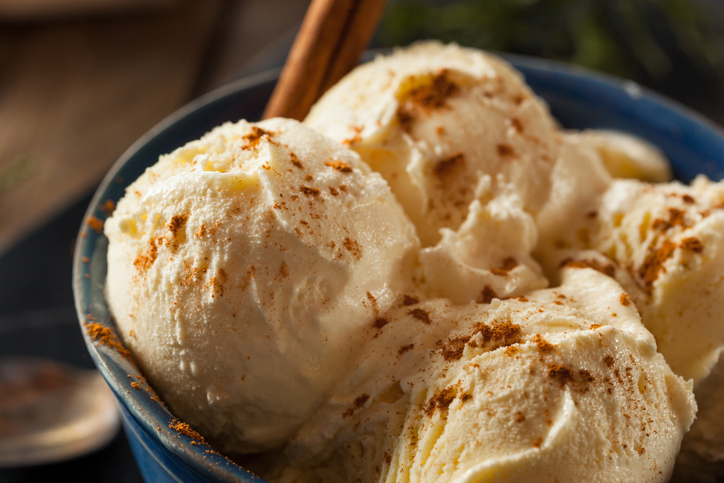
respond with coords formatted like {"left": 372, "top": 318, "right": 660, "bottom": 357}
{"left": 379, "top": 0, "right": 724, "bottom": 83}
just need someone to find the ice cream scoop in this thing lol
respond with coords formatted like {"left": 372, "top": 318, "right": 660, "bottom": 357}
{"left": 305, "top": 41, "right": 561, "bottom": 248}
{"left": 104, "top": 118, "right": 419, "bottom": 454}
{"left": 263, "top": 268, "right": 695, "bottom": 483}
{"left": 306, "top": 41, "right": 555, "bottom": 304}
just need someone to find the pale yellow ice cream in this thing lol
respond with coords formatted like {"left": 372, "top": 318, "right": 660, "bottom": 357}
{"left": 575, "top": 129, "right": 672, "bottom": 183}
{"left": 305, "top": 40, "right": 554, "bottom": 303}
{"left": 593, "top": 177, "right": 724, "bottom": 383}
{"left": 104, "top": 118, "right": 419, "bottom": 453}
{"left": 103, "top": 43, "right": 706, "bottom": 481}
{"left": 262, "top": 269, "right": 695, "bottom": 483}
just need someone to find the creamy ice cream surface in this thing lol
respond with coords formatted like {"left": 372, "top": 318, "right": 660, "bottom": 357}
{"left": 593, "top": 177, "right": 724, "bottom": 383}
{"left": 262, "top": 269, "right": 695, "bottom": 483}
{"left": 101, "top": 42, "right": 712, "bottom": 482}
{"left": 104, "top": 118, "right": 419, "bottom": 453}
{"left": 305, "top": 41, "right": 560, "bottom": 248}
{"left": 305, "top": 41, "right": 555, "bottom": 304}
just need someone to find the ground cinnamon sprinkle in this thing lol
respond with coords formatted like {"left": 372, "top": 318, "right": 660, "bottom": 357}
{"left": 373, "top": 318, "right": 389, "bottom": 329}
{"left": 407, "top": 71, "right": 459, "bottom": 110}
{"left": 438, "top": 336, "right": 470, "bottom": 362}
{"left": 476, "top": 321, "right": 522, "bottom": 347}
{"left": 398, "top": 344, "right": 415, "bottom": 356}
{"left": 167, "top": 214, "right": 188, "bottom": 238}
{"left": 300, "top": 185, "right": 321, "bottom": 197}
{"left": 424, "top": 385, "right": 458, "bottom": 416}
{"left": 547, "top": 364, "right": 574, "bottom": 388}
{"left": 169, "top": 419, "right": 205, "bottom": 442}
{"left": 396, "top": 71, "right": 460, "bottom": 131}
{"left": 408, "top": 308, "right": 432, "bottom": 324}
{"left": 134, "top": 238, "right": 159, "bottom": 271}
{"left": 290, "top": 152, "right": 303, "bottom": 169}
{"left": 342, "top": 394, "right": 370, "bottom": 418}
{"left": 491, "top": 257, "right": 518, "bottom": 276}
{"left": 651, "top": 208, "right": 686, "bottom": 232}
{"left": 639, "top": 240, "right": 677, "bottom": 287}
{"left": 620, "top": 293, "right": 633, "bottom": 306}
{"left": 87, "top": 216, "right": 104, "bottom": 233}
{"left": 342, "top": 237, "right": 362, "bottom": 260}
{"left": 680, "top": 236, "right": 704, "bottom": 253}
{"left": 497, "top": 143, "right": 515, "bottom": 157}
{"left": 242, "top": 127, "right": 269, "bottom": 149}
{"left": 324, "top": 160, "right": 353, "bottom": 173}
{"left": 433, "top": 153, "right": 465, "bottom": 179}
{"left": 532, "top": 334, "right": 555, "bottom": 354}
{"left": 100, "top": 199, "right": 116, "bottom": 214}
{"left": 85, "top": 321, "right": 131, "bottom": 360}
{"left": 402, "top": 295, "right": 419, "bottom": 306}
{"left": 477, "top": 285, "right": 498, "bottom": 304}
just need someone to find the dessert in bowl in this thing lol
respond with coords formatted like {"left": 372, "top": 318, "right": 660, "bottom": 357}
{"left": 74, "top": 44, "right": 724, "bottom": 482}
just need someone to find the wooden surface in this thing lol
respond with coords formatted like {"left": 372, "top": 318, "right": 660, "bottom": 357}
{"left": 0, "top": 0, "right": 309, "bottom": 254}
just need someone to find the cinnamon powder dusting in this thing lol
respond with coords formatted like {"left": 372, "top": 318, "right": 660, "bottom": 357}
{"left": 342, "top": 237, "right": 362, "bottom": 260}
{"left": 100, "top": 199, "right": 116, "bottom": 214}
{"left": 547, "top": 364, "right": 574, "bottom": 387}
{"left": 398, "top": 344, "right": 415, "bottom": 356}
{"left": 342, "top": 394, "right": 370, "bottom": 418}
{"left": 424, "top": 385, "right": 458, "bottom": 416}
{"left": 408, "top": 308, "right": 432, "bottom": 324}
{"left": 651, "top": 208, "right": 686, "bottom": 232}
{"left": 324, "top": 160, "right": 353, "bottom": 173}
{"left": 532, "top": 334, "right": 555, "bottom": 354}
{"left": 290, "top": 152, "right": 303, "bottom": 169}
{"left": 85, "top": 321, "right": 131, "bottom": 360}
{"left": 396, "top": 71, "right": 459, "bottom": 131}
{"left": 477, "top": 285, "right": 498, "bottom": 304}
{"left": 242, "top": 127, "right": 269, "bottom": 149}
{"left": 300, "top": 186, "right": 321, "bottom": 197}
{"left": 169, "top": 419, "right": 205, "bottom": 442}
{"left": 491, "top": 257, "right": 518, "bottom": 276}
{"left": 406, "top": 71, "right": 459, "bottom": 110}
{"left": 639, "top": 240, "right": 677, "bottom": 287}
{"left": 167, "top": 214, "right": 187, "bottom": 236}
{"left": 620, "top": 293, "right": 633, "bottom": 306}
{"left": 403, "top": 295, "right": 419, "bottom": 306}
{"left": 680, "top": 237, "right": 704, "bottom": 253}
{"left": 134, "top": 238, "right": 159, "bottom": 271}
{"left": 87, "top": 216, "right": 104, "bottom": 233}
{"left": 438, "top": 336, "right": 470, "bottom": 362}
{"left": 433, "top": 153, "right": 465, "bottom": 179}
{"left": 497, "top": 143, "right": 515, "bottom": 157}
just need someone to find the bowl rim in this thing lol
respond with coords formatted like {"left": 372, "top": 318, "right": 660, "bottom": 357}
{"left": 73, "top": 52, "right": 724, "bottom": 482}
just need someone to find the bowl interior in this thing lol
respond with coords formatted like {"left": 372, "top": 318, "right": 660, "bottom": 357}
{"left": 73, "top": 58, "right": 724, "bottom": 482}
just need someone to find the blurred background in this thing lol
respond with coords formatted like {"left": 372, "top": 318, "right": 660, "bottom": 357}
{"left": 1, "top": 0, "right": 723, "bottom": 480}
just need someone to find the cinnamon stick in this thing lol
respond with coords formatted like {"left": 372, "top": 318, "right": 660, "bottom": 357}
{"left": 263, "top": 0, "right": 387, "bottom": 121}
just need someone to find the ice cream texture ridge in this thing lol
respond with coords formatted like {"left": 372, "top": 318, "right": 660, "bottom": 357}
{"left": 103, "top": 41, "right": 724, "bottom": 482}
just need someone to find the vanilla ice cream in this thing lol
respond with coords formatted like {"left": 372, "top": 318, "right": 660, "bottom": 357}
{"left": 262, "top": 268, "right": 695, "bottom": 483}
{"left": 102, "top": 42, "right": 709, "bottom": 481}
{"left": 104, "top": 118, "right": 419, "bottom": 453}
{"left": 305, "top": 41, "right": 555, "bottom": 303}
{"left": 574, "top": 130, "right": 672, "bottom": 183}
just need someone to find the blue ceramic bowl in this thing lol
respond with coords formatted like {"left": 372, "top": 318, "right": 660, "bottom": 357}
{"left": 73, "top": 56, "right": 724, "bottom": 483}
